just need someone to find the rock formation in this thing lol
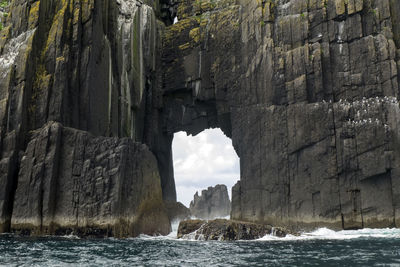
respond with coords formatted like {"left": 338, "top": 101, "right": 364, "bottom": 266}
{"left": 11, "top": 122, "right": 171, "bottom": 237}
{"left": 190, "top": 185, "right": 231, "bottom": 220}
{"left": 161, "top": 0, "right": 400, "bottom": 231}
{"left": 164, "top": 201, "right": 191, "bottom": 223}
{"left": 1, "top": 0, "right": 400, "bottom": 236}
{"left": 177, "top": 219, "right": 291, "bottom": 240}
{"left": 0, "top": 0, "right": 174, "bottom": 236}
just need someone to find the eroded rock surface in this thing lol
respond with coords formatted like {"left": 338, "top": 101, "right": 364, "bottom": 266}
{"left": 11, "top": 122, "right": 171, "bottom": 237}
{"left": 165, "top": 201, "right": 191, "bottom": 223}
{"left": 190, "top": 185, "right": 231, "bottom": 220}
{"left": 0, "top": 0, "right": 172, "bottom": 236}
{"left": 161, "top": 0, "right": 400, "bottom": 230}
{"left": 1, "top": 0, "right": 400, "bottom": 235}
{"left": 177, "top": 219, "right": 291, "bottom": 241}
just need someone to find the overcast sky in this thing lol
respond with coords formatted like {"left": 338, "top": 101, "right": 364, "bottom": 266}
{"left": 172, "top": 128, "right": 240, "bottom": 207}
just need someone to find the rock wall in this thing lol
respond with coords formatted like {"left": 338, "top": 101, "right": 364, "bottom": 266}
{"left": 161, "top": 0, "right": 400, "bottom": 230}
{"left": 190, "top": 185, "right": 231, "bottom": 220}
{"left": 12, "top": 122, "right": 170, "bottom": 237}
{"left": 1, "top": 0, "right": 400, "bottom": 235}
{"left": 0, "top": 0, "right": 172, "bottom": 236}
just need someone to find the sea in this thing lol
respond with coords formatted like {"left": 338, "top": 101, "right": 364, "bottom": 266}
{"left": 1, "top": 222, "right": 400, "bottom": 266}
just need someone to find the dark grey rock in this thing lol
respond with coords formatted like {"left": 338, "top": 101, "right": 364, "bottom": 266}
{"left": 159, "top": 0, "right": 400, "bottom": 231}
{"left": 10, "top": 122, "right": 171, "bottom": 237}
{"left": 1, "top": 0, "right": 400, "bottom": 235}
{"left": 177, "top": 219, "right": 292, "bottom": 241}
{"left": 190, "top": 185, "right": 231, "bottom": 220}
{"left": 164, "top": 201, "right": 191, "bottom": 223}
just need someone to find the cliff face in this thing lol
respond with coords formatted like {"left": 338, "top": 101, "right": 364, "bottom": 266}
{"left": 11, "top": 122, "right": 170, "bottom": 237}
{"left": 162, "top": 0, "right": 400, "bottom": 230}
{"left": 190, "top": 185, "right": 231, "bottom": 220}
{"left": 0, "top": 0, "right": 172, "bottom": 236}
{"left": 1, "top": 0, "right": 400, "bottom": 235}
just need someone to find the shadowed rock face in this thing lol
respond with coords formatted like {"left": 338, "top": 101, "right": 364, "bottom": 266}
{"left": 165, "top": 201, "right": 191, "bottom": 223}
{"left": 1, "top": 0, "right": 400, "bottom": 236}
{"left": 11, "top": 122, "right": 171, "bottom": 237}
{"left": 177, "top": 219, "right": 291, "bottom": 241}
{"left": 190, "top": 185, "right": 231, "bottom": 220}
{"left": 0, "top": 0, "right": 172, "bottom": 236}
{"left": 161, "top": 0, "right": 400, "bottom": 231}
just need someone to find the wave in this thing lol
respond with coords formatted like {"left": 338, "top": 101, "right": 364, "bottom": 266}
{"left": 132, "top": 218, "right": 400, "bottom": 242}
{"left": 257, "top": 227, "right": 400, "bottom": 241}
{"left": 59, "top": 234, "right": 81, "bottom": 240}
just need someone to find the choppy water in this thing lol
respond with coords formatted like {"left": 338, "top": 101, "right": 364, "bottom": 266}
{"left": 1, "top": 226, "right": 400, "bottom": 266}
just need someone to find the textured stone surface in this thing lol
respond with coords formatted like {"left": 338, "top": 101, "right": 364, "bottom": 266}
{"left": 177, "top": 219, "right": 291, "bottom": 240}
{"left": 0, "top": 0, "right": 174, "bottom": 236}
{"left": 190, "top": 185, "right": 231, "bottom": 220}
{"left": 1, "top": 0, "right": 400, "bottom": 235}
{"left": 161, "top": 0, "right": 400, "bottom": 230}
{"left": 165, "top": 201, "right": 191, "bottom": 223}
{"left": 11, "top": 122, "right": 171, "bottom": 237}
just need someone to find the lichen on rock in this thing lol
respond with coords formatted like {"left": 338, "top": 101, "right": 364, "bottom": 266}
{"left": 1, "top": 0, "right": 400, "bottom": 237}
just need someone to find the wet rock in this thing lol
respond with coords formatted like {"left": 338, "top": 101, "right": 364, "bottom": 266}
{"left": 10, "top": 122, "right": 171, "bottom": 238}
{"left": 160, "top": 0, "right": 400, "bottom": 230}
{"left": 189, "top": 185, "right": 231, "bottom": 220}
{"left": 164, "top": 201, "right": 191, "bottom": 223}
{"left": 177, "top": 219, "right": 292, "bottom": 241}
{"left": 2, "top": 0, "right": 400, "bottom": 236}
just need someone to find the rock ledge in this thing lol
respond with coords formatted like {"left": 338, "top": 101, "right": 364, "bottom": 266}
{"left": 177, "top": 219, "right": 294, "bottom": 241}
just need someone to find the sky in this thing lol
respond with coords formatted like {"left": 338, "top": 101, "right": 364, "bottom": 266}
{"left": 172, "top": 128, "right": 240, "bottom": 207}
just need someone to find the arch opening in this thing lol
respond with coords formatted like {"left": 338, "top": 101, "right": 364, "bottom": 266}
{"left": 172, "top": 128, "right": 240, "bottom": 208}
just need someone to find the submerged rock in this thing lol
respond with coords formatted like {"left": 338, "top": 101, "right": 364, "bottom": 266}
{"left": 177, "top": 219, "right": 292, "bottom": 241}
{"left": 190, "top": 185, "right": 231, "bottom": 220}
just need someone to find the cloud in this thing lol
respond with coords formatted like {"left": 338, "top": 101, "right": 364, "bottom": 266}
{"left": 172, "top": 128, "right": 240, "bottom": 207}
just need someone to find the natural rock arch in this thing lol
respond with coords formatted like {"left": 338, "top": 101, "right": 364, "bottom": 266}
{"left": 1, "top": 0, "right": 400, "bottom": 236}
{"left": 157, "top": 0, "right": 400, "bottom": 230}
{"left": 172, "top": 128, "right": 239, "bottom": 208}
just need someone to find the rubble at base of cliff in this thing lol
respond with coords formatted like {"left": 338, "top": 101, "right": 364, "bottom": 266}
{"left": 177, "top": 219, "right": 295, "bottom": 241}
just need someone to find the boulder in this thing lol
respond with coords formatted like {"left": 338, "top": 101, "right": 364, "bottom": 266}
{"left": 177, "top": 219, "right": 292, "bottom": 241}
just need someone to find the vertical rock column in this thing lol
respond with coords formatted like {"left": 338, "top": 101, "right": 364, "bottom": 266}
{"left": 11, "top": 122, "right": 171, "bottom": 237}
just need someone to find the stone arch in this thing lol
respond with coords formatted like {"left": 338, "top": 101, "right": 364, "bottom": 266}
{"left": 156, "top": 0, "right": 400, "bottom": 230}
{"left": 153, "top": 1, "right": 242, "bottom": 203}
{"left": 172, "top": 128, "right": 239, "bottom": 207}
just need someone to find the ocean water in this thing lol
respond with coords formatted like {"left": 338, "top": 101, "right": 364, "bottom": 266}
{"left": 1, "top": 225, "right": 400, "bottom": 266}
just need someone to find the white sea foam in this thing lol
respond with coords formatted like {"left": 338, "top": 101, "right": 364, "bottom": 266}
{"left": 60, "top": 234, "right": 81, "bottom": 240}
{"left": 167, "top": 220, "right": 180, "bottom": 238}
{"left": 137, "top": 220, "right": 186, "bottom": 241}
{"left": 257, "top": 227, "right": 400, "bottom": 242}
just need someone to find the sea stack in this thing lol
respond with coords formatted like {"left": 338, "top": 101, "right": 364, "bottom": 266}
{"left": 190, "top": 185, "right": 231, "bottom": 220}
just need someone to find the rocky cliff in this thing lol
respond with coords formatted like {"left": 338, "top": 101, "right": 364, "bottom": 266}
{"left": 0, "top": 0, "right": 173, "bottom": 236}
{"left": 1, "top": 0, "right": 400, "bottom": 235}
{"left": 190, "top": 185, "right": 231, "bottom": 219}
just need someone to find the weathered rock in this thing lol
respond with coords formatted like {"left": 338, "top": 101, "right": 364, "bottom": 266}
{"left": 177, "top": 219, "right": 291, "bottom": 241}
{"left": 160, "top": 0, "right": 400, "bottom": 231}
{"left": 2, "top": 0, "right": 400, "bottom": 235}
{"left": 190, "top": 185, "right": 231, "bottom": 220}
{"left": 164, "top": 201, "right": 191, "bottom": 223}
{"left": 0, "top": 0, "right": 174, "bottom": 236}
{"left": 10, "top": 122, "right": 171, "bottom": 237}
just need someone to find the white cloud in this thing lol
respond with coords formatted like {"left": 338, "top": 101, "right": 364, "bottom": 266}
{"left": 172, "top": 128, "right": 240, "bottom": 207}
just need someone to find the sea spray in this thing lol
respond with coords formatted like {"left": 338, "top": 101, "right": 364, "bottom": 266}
{"left": 1, "top": 228, "right": 400, "bottom": 266}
